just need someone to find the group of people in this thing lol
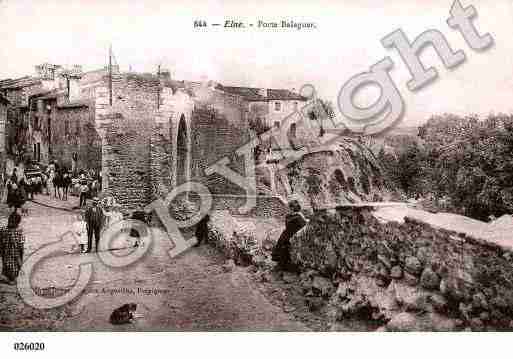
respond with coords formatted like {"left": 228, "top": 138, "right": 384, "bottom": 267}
{"left": 76, "top": 172, "right": 101, "bottom": 208}
{"left": 0, "top": 195, "right": 150, "bottom": 284}
{"left": 5, "top": 168, "right": 29, "bottom": 210}
{"left": 72, "top": 197, "right": 149, "bottom": 254}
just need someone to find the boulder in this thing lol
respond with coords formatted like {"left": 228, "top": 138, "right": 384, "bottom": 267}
{"left": 459, "top": 302, "right": 473, "bottom": 322}
{"left": 390, "top": 281, "right": 432, "bottom": 313}
{"left": 377, "top": 254, "right": 392, "bottom": 269}
{"left": 386, "top": 311, "right": 457, "bottom": 331}
{"left": 331, "top": 276, "right": 397, "bottom": 322}
{"left": 420, "top": 267, "right": 440, "bottom": 290}
{"left": 440, "top": 276, "right": 472, "bottom": 302}
{"left": 306, "top": 297, "right": 325, "bottom": 312}
{"left": 222, "top": 259, "right": 236, "bottom": 273}
{"left": 386, "top": 312, "right": 418, "bottom": 331}
{"left": 472, "top": 292, "right": 489, "bottom": 311}
{"left": 282, "top": 272, "right": 298, "bottom": 284}
{"left": 429, "top": 293, "right": 449, "bottom": 314}
{"left": 312, "top": 276, "right": 335, "bottom": 297}
{"left": 390, "top": 266, "right": 403, "bottom": 279}
{"left": 404, "top": 272, "right": 419, "bottom": 286}
{"left": 405, "top": 256, "right": 422, "bottom": 276}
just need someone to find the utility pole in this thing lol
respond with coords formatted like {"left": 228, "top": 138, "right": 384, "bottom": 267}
{"left": 157, "top": 64, "right": 161, "bottom": 110}
{"left": 108, "top": 44, "right": 113, "bottom": 106}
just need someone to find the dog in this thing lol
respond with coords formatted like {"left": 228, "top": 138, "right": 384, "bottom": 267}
{"left": 109, "top": 303, "right": 138, "bottom": 325}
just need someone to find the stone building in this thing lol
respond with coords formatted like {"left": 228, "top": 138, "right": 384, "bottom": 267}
{"left": 215, "top": 85, "right": 307, "bottom": 131}
{"left": 0, "top": 75, "right": 46, "bottom": 161}
{"left": 2, "top": 62, "right": 309, "bottom": 210}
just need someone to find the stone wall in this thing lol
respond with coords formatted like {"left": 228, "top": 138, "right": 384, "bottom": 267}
{"left": 52, "top": 105, "right": 100, "bottom": 171}
{"left": 100, "top": 74, "right": 159, "bottom": 209}
{"left": 210, "top": 194, "right": 288, "bottom": 219}
{"left": 290, "top": 207, "right": 513, "bottom": 331}
{"left": 190, "top": 105, "right": 251, "bottom": 195}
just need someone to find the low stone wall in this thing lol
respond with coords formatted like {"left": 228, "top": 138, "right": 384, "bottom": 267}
{"left": 210, "top": 194, "right": 288, "bottom": 219}
{"left": 205, "top": 211, "right": 264, "bottom": 266}
{"left": 290, "top": 207, "right": 513, "bottom": 331}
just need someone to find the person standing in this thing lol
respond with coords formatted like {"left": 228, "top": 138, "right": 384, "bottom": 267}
{"left": 272, "top": 200, "right": 307, "bottom": 272}
{"left": 72, "top": 212, "right": 88, "bottom": 253}
{"left": 6, "top": 177, "right": 20, "bottom": 210}
{"left": 0, "top": 212, "right": 25, "bottom": 284}
{"left": 79, "top": 178, "right": 89, "bottom": 208}
{"left": 84, "top": 197, "right": 105, "bottom": 253}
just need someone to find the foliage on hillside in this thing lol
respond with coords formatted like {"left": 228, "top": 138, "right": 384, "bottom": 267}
{"left": 379, "top": 113, "right": 513, "bottom": 221}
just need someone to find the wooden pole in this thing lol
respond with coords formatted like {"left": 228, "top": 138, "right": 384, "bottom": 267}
{"left": 109, "top": 45, "right": 113, "bottom": 106}
{"left": 157, "top": 64, "right": 161, "bottom": 110}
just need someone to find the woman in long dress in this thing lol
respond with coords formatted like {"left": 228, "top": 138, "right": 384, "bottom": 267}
{"left": 0, "top": 212, "right": 25, "bottom": 284}
{"left": 272, "top": 200, "right": 307, "bottom": 272}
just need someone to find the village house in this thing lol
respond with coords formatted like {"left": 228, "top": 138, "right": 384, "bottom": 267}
{"left": 215, "top": 85, "right": 307, "bottom": 132}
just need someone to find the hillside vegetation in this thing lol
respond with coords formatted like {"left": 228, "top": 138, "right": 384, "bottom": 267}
{"left": 378, "top": 113, "right": 513, "bottom": 221}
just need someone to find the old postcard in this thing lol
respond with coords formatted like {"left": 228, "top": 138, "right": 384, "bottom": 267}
{"left": 0, "top": 0, "right": 512, "bottom": 356}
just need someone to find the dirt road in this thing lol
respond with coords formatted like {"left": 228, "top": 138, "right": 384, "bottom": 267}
{"left": 0, "top": 194, "right": 308, "bottom": 331}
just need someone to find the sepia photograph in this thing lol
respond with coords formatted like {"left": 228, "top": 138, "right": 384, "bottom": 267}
{"left": 0, "top": 0, "right": 513, "bottom": 356}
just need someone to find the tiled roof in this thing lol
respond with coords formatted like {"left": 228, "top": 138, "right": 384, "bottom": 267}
{"left": 0, "top": 76, "right": 42, "bottom": 89}
{"left": 215, "top": 84, "right": 307, "bottom": 102}
{"left": 57, "top": 100, "right": 89, "bottom": 109}
{"left": 37, "top": 89, "right": 64, "bottom": 100}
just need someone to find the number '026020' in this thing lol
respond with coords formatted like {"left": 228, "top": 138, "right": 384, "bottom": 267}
{"left": 13, "top": 342, "right": 45, "bottom": 351}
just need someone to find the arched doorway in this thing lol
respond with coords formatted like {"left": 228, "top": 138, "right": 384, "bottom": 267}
{"left": 176, "top": 114, "right": 189, "bottom": 186}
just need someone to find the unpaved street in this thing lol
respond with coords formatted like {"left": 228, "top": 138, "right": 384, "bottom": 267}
{"left": 0, "top": 195, "right": 308, "bottom": 331}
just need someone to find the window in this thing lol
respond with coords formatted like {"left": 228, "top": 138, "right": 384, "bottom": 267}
{"left": 64, "top": 120, "right": 69, "bottom": 136}
{"left": 274, "top": 121, "right": 280, "bottom": 128}
{"left": 274, "top": 101, "right": 281, "bottom": 112}
{"left": 33, "top": 143, "right": 40, "bottom": 162}
{"left": 293, "top": 102, "right": 298, "bottom": 111}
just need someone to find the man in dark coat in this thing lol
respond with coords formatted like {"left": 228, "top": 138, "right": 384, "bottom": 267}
{"left": 84, "top": 197, "right": 105, "bottom": 252}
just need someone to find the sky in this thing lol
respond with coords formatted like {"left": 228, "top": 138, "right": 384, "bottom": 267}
{"left": 0, "top": 0, "right": 512, "bottom": 126}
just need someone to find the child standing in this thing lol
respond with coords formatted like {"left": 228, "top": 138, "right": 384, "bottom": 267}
{"left": 79, "top": 180, "right": 89, "bottom": 208}
{"left": 72, "top": 213, "right": 88, "bottom": 253}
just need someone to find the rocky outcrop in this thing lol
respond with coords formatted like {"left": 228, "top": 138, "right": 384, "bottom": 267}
{"left": 261, "top": 137, "right": 396, "bottom": 211}
{"left": 290, "top": 207, "right": 513, "bottom": 331}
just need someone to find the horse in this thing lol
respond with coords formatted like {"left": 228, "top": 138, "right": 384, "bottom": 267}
{"left": 61, "top": 173, "right": 72, "bottom": 200}
{"left": 52, "top": 171, "right": 63, "bottom": 199}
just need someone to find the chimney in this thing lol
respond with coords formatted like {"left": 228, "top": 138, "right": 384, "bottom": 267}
{"left": 258, "top": 88, "right": 267, "bottom": 98}
{"left": 158, "top": 68, "right": 171, "bottom": 81}
{"left": 36, "top": 63, "right": 60, "bottom": 90}
{"left": 67, "top": 65, "right": 83, "bottom": 102}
